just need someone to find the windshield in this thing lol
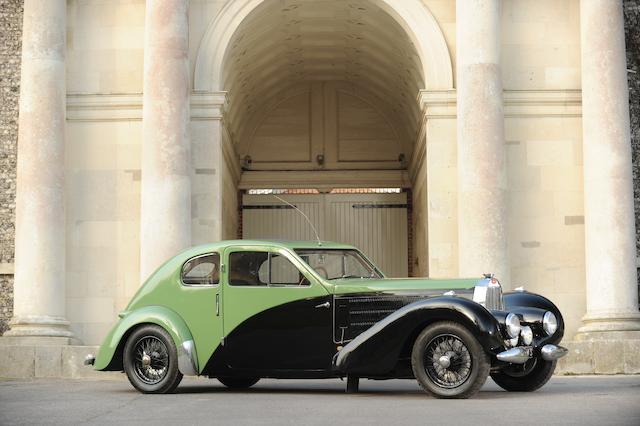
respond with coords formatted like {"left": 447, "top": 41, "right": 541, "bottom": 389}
{"left": 294, "top": 249, "right": 383, "bottom": 280}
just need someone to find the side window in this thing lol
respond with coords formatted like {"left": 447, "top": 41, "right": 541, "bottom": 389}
{"left": 269, "top": 254, "right": 302, "bottom": 285}
{"left": 182, "top": 253, "right": 220, "bottom": 285}
{"left": 229, "top": 251, "right": 269, "bottom": 286}
{"left": 229, "top": 251, "right": 308, "bottom": 286}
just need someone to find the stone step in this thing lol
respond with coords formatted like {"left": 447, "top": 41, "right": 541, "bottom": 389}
{"left": 1, "top": 339, "right": 639, "bottom": 379}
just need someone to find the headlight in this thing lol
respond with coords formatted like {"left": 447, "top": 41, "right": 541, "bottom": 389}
{"left": 543, "top": 311, "right": 558, "bottom": 335}
{"left": 505, "top": 313, "right": 522, "bottom": 338}
{"left": 520, "top": 325, "right": 533, "bottom": 345}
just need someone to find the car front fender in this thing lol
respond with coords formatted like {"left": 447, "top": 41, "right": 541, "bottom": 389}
{"left": 503, "top": 291, "right": 565, "bottom": 344}
{"left": 333, "top": 297, "right": 504, "bottom": 376}
{"left": 93, "top": 305, "right": 198, "bottom": 376}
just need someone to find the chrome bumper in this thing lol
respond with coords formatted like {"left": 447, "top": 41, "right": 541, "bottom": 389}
{"left": 496, "top": 344, "right": 568, "bottom": 364}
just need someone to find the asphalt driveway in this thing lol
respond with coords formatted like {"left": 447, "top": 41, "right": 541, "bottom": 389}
{"left": 0, "top": 375, "right": 638, "bottom": 425}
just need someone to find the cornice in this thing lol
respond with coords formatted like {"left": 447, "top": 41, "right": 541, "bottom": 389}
{"left": 66, "top": 92, "right": 228, "bottom": 122}
{"left": 417, "top": 89, "right": 582, "bottom": 118}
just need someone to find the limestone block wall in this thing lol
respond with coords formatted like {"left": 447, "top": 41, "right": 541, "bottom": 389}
{"left": 425, "top": 118, "right": 459, "bottom": 279}
{"left": 502, "top": 0, "right": 581, "bottom": 90}
{"left": 505, "top": 114, "right": 585, "bottom": 337}
{"left": 624, "top": 0, "right": 640, "bottom": 299}
{"left": 0, "top": 0, "right": 22, "bottom": 335}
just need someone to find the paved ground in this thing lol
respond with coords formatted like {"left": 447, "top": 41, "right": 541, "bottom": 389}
{"left": 0, "top": 375, "right": 639, "bottom": 425}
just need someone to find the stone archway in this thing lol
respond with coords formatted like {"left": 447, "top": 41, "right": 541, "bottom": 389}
{"left": 194, "top": 0, "right": 453, "bottom": 92}
{"left": 192, "top": 0, "right": 453, "bottom": 277}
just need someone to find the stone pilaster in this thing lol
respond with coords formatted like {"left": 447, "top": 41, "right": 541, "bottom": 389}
{"left": 456, "top": 0, "right": 509, "bottom": 285}
{"left": 140, "top": 0, "right": 192, "bottom": 281}
{"left": 5, "top": 0, "right": 72, "bottom": 340}
{"left": 576, "top": 0, "right": 640, "bottom": 338}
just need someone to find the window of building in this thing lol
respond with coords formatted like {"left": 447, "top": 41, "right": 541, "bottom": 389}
{"left": 181, "top": 253, "right": 220, "bottom": 285}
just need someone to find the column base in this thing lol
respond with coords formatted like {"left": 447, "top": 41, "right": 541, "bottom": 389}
{"left": 558, "top": 312, "right": 640, "bottom": 374}
{"left": 574, "top": 312, "right": 640, "bottom": 340}
{"left": 3, "top": 315, "right": 75, "bottom": 343}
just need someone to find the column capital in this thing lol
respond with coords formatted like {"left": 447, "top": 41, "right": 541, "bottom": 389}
{"left": 191, "top": 91, "right": 228, "bottom": 120}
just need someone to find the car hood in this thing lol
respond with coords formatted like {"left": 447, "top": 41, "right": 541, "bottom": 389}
{"left": 329, "top": 277, "right": 480, "bottom": 296}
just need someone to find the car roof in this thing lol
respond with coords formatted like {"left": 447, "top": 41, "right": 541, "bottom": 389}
{"left": 181, "top": 239, "right": 358, "bottom": 257}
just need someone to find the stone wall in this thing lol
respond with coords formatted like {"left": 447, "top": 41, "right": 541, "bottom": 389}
{"left": 624, "top": 0, "right": 640, "bottom": 299}
{"left": 0, "top": 0, "right": 22, "bottom": 335}
{"left": 0, "top": 0, "right": 638, "bottom": 335}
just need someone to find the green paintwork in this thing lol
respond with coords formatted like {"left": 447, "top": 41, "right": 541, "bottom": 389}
{"left": 95, "top": 240, "right": 484, "bottom": 374}
{"left": 221, "top": 245, "right": 329, "bottom": 337}
{"left": 93, "top": 305, "right": 194, "bottom": 371}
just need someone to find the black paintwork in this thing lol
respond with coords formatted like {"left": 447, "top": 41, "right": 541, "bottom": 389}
{"left": 503, "top": 291, "right": 565, "bottom": 344}
{"left": 202, "top": 295, "right": 337, "bottom": 377}
{"left": 202, "top": 290, "right": 565, "bottom": 379}
{"left": 334, "top": 296, "right": 505, "bottom": 376}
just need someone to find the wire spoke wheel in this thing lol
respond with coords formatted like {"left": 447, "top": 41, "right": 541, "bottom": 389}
{"left": 132, "top": 336, "right": 169, "bottom": 385}
{"left": 412, "top": 322, "right": 489, "bottom": 398}
{"left": 124, "top": 325, "right": 183, "bottom": 394}
{"left": 423, "top": 334, "right": 472, "bottom": 389}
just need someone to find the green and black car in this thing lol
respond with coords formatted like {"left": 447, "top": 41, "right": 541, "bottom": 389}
{"left": 86, "top": 240, "right": 567, "bottom": 398}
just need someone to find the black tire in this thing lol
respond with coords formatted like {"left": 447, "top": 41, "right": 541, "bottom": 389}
{"left": 491, "top": 359, "right": 557, "bottom": 392}
{"left": 123, "top": 325, "right": 183, "bottom": 394}
{"left": 411, "top": 321, "right": 490, "bottom": 399}
{"left": 217, "top": 376, "right": 260, "bottom": 389}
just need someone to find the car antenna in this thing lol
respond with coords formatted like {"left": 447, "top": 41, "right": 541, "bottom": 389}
{"left": 272, "top": 194, "right": 322, "bottom": 246}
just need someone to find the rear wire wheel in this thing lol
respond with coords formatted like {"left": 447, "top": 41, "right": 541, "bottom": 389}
{"left": 411, "top": 321, "right": 490, "bottom": 399}
{"left": 123, "top": 325, "right": 183, "bottom": 394}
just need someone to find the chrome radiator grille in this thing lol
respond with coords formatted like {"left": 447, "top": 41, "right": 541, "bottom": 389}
{"left": 485, "top": 281, "right": 505, "bottom": 311}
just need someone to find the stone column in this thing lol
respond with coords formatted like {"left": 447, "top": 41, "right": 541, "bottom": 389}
{"left": 456, "top": 0, "right": 509, "bottom": 284}
{"left": 5, "top": 0, "right": 72, "bottom": 340}
{"left": 577, "top": 0, "right": 640, "bottom": 337}
{"left": 140, "top": 0, "right": 192, "bottom": 281}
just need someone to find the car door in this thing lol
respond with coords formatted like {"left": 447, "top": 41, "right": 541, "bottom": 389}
{"left": 221, "top": 246, "right": 335, "bottom": 371}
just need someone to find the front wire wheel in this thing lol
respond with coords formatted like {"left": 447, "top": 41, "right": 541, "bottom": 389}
{"left": 412, "top": 321, "right": 490, "bottom": 399}
{"left": 124, "top": 325, "right": 183, "bottom": 394}
{"left": 491, "top": 359, "right": 557, "bottom": 392}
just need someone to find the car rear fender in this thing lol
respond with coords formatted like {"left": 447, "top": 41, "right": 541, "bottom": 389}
{"left": 93, "top": 305, "right": 198, "bottom": 376}
{"left": 333, "top": 297, "right": 504, "bottom": 376}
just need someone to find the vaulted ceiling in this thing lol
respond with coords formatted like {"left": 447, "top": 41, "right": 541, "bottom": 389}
{"left": 222, "top": 0, "right": 425, "bottom": 150}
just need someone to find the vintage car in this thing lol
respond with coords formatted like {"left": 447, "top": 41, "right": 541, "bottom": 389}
{"left": 86, "top": 240, "right": 567, "bottom": 398}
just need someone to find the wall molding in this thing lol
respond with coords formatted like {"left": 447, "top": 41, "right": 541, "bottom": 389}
{"left": 418, "top": 89, "right": 582, "bottom": 118}
{"left": 66, "top": 92, "right": 228, "bottom": 122}
{"left": 66, "top": 89, "right": 582, "bottom": 122}
{"left": 66, "top": 93, "right": 143, "bottom": 122}
{"left": 239, "top": 170, "right": 411, "bottom": 190}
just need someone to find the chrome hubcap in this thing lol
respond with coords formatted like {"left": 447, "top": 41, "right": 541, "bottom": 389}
{"left": 424, "top": 334, "right": 472, "bottom": 389}
{"left": 141, "top": 354, "right": 151, "bottom": 366}
{"left": 133, "top": 336, "right": 169, "bottom": 385}
{"left": 438, "top": 355, "right": 451, "bottom": 368}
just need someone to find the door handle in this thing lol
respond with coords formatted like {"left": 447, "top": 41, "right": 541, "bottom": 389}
{"left": 315, "top": 301, "right": 330, "bottom": 309}
{"left": 216, "top": 293, "right": 220, "bottom": 316}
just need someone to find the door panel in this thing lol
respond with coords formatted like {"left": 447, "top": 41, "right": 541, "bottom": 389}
{"left": 221, "top": 247, "right": 333, "bottom": 370}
